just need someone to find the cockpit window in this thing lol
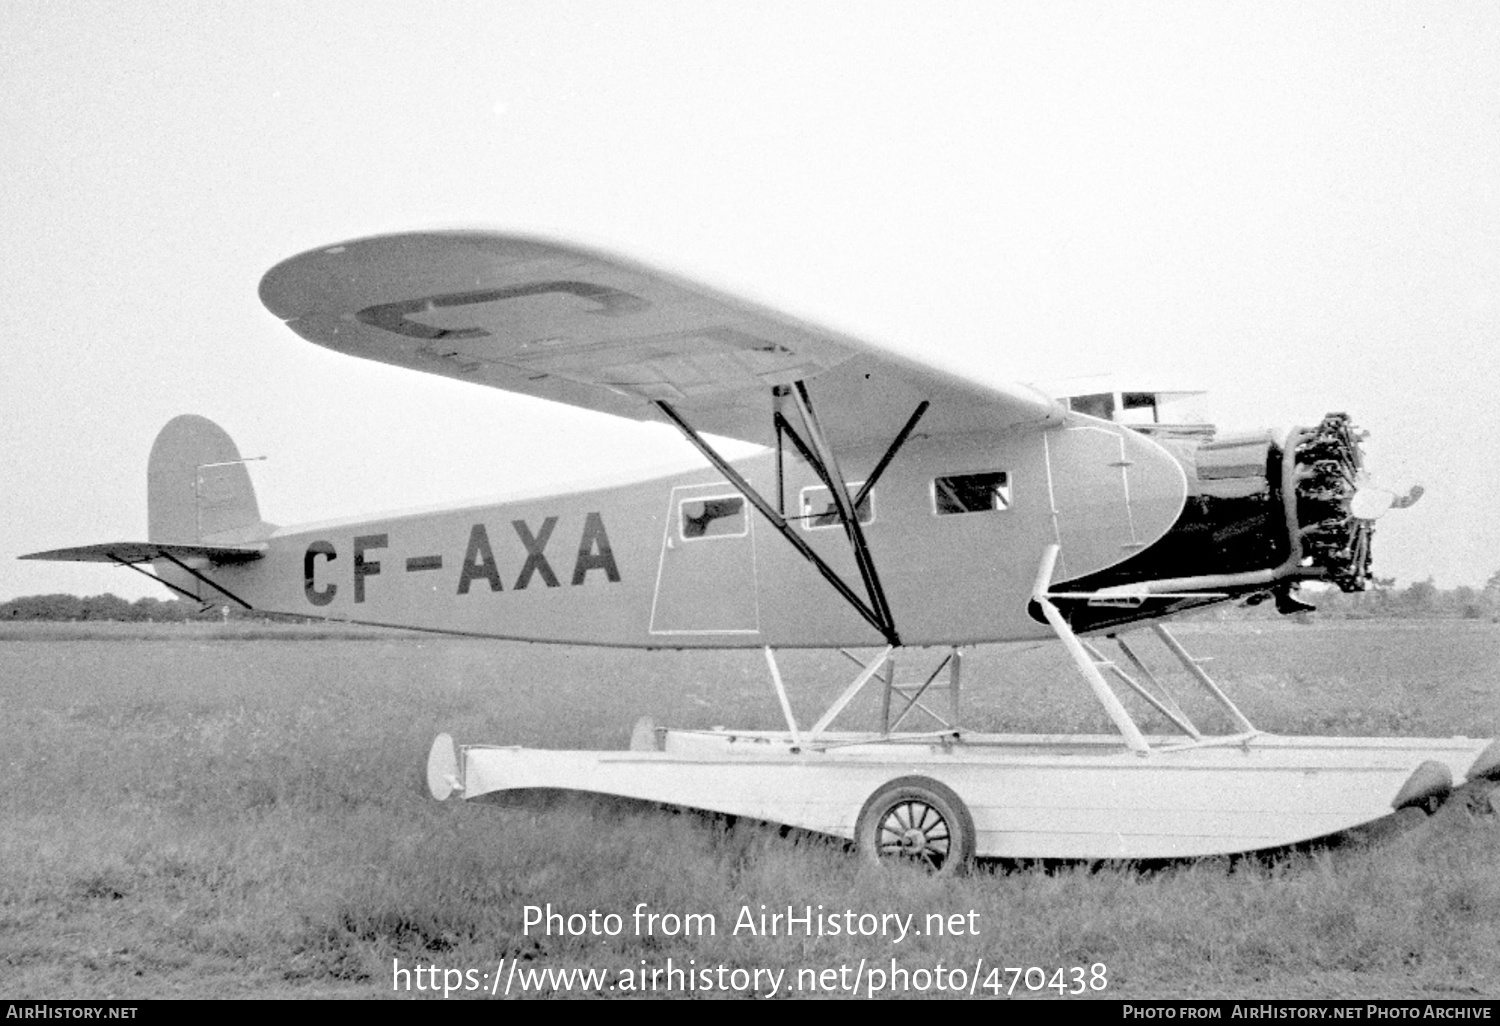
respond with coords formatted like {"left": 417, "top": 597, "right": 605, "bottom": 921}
{"left": 1068, "top": 392, "right": 1115, "bottom": 419}
{"left": 1120, "top": 392, "right": 1159, "bottom": 424}
{"left": 933, "top": 472, "right": 1010, "bottom": 515}
{"left": 680, "top": 495, "right": 747, "bottom": 540}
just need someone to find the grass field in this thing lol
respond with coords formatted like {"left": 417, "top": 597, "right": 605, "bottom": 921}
{"left": 1, "top": 617, "right": 1496, "bottom": 999}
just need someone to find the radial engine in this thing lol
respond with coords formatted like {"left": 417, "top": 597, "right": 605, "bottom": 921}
{"left": 1046, "top": 411, "right": 1402, "bottom": 632}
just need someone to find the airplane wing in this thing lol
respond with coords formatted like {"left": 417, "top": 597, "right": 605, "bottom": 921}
{"left": 259, "top": 232, "right": 1061, "bottom": 449}
{"left": 20, "top": 542, "right": 266, "bottom": 565}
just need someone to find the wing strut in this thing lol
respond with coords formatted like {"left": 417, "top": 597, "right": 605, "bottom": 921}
{"left": 653, "top": 398, "right": 900, "bottom": 645}
{"left": 854, "top": 400, "right": 928, "bottom": 510}
{"left": 766, "top": 391, "right": 926, "bottom": 645}
{"left": 786, "top": 381, "right": 897, "bottom": 641}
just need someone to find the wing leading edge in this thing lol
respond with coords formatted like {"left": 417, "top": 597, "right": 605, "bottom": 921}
{"left": 259, "top": 232, "right": 1061, "bottom": 449}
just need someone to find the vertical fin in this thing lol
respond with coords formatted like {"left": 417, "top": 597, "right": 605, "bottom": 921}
{"left": 148, "top": 415, "right": 268, "bottom": 543}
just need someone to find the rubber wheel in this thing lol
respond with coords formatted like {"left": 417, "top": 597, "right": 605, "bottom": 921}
{"left": 855, "top": 776, "right": 974, "bottom": 873}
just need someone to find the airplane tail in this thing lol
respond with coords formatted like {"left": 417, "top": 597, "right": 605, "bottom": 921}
{"left": 19, "top": 415, "right": 271, "bottom": 604}
{"left": 148, "top": 414, "right": 270, "bottom": 544}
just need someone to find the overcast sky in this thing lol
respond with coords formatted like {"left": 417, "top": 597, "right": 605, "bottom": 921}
{"left": 3, "top": 1, "right": 1497, "bottom": 600}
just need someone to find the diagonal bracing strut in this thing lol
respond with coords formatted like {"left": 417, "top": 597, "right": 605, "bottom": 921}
{"left": 107, "top": 547, "right": 255, "bottom": 610}
{"left": 786, "top": 381, "right": 896, "bottom": 642}
{"left": 654, "top": 390, "right": 913, "bottom": 646}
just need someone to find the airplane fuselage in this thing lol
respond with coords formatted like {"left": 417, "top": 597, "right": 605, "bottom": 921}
{"left": 197, "top": 417, "right": 1187, "bottom": 647}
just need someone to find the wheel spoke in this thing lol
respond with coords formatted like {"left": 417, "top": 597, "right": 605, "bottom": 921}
{"left": 916, "top": 804, "right": 936, "bottom": 832}
{"left": 859, "top": 781, "right": 970, "bottom": 872}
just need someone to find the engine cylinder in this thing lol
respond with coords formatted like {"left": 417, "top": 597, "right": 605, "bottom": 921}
{"left": 1041, "top": 412, "right": 1375, "bottom": 631}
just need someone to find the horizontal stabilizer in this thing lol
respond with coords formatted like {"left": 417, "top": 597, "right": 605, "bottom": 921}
{"left": 19, "top": 541, "right": 266, "bottom": 565}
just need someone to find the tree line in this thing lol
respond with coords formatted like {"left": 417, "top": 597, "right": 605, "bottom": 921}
{"left": 3, "top": 575, "right": 1499, "bottom": 623}
{"left": 0, "top": 594, "right": 275, "bottom": 622}
{"left": 1274, "top": 573, "right": 1500, "bottom": 620}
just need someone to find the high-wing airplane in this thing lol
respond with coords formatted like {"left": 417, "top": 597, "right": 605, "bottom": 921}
{"left": 24, "top": 232, "right": 1498, "bottom": 867}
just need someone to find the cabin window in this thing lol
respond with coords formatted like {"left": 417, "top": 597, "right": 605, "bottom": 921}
{"left": 800, "top": 482, "right": 873, "bottom": 530}
{"left": 933, "top": 472, "right": 1010, "bottom": 515}
{"left": 680, "top": 495, "right": 748, "bottom": 541}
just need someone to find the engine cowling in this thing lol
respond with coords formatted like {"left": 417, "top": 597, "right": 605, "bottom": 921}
{"left": 1041, "top": 412, "right": 1379, "bottom": 632}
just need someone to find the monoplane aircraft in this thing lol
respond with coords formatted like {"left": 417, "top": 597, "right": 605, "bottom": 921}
{"left": 25, "top": 232, "right": 1498, "bottom": 867}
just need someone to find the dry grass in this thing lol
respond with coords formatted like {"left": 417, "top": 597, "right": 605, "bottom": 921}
{"left": 1, "top": 617, "right": 1496, "bottom": 999}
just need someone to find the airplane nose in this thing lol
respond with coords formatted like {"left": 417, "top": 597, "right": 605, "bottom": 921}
{"left": 1290, "top": 413, "right": 1379, "bottom": 593}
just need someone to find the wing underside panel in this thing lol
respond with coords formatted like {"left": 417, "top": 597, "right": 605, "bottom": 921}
{"left": 260, "top": 232, "right": 1061, "bottom": 449}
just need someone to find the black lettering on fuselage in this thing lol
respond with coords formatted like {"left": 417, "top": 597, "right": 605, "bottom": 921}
{"left": 512, "top": 517, "right": 560, "bottom": 589}
{"left": 353, "top": 534, "right": 387, "bottom": 603}
{"left": 457, "top": 523, "right": 503, "bottom": 594}
{"left": 304, "top": 541, "right": 337, "bottom": 606}
{"left": 572, "top": 511, "right": 620, "bottom": 585}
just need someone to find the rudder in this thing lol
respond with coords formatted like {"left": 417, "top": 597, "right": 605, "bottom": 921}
{"left": 148, "top": 415, "right": 270, "bottom": 543}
